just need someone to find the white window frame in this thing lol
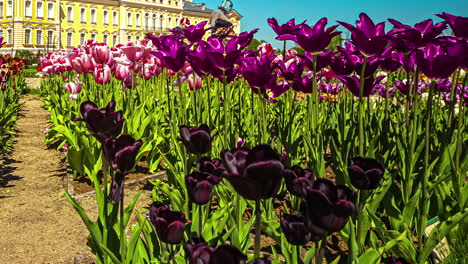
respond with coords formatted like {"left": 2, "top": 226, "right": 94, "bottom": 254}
{"left": 113, "top": 11, "right": 118, "bottom": 26}
{"left": 103, "top": 10, "right": 109, "bottom": 25}
{"left": 36, "top": 2, "right": 43, "bottom": 18}
{"left": 67, "top": 6, "right": 73, "bottom": 22}
{"left": 112, "top": 35, "right": 117, "bottom": 46}
{"left": 80, "top": 33, "right": 85, "bottom": 45}
{"left": 6, "top": 1, "right": 12, "bottom": 17}
{"left": 7, "top": 29, "right": 12, "bottom": 44}
{"left": 127, "top": 12, "right": 132, "bottom": 26}
{"left": 36, "top": 30, "right": 43, "bottom": 44}
{"left": 47, "top": 3, "right": 54, "bottom": 20}
{"left": 67, "top": 32, "right": 73, "bottom": 46}
{"left": 25, "top": 1, "right": 32, "bottom": 17}
{"left": 136, "top": 13, "right": 141, "bottom": 27}
{"left": 24, "top": 29, "right": 32, "bottom": 44}
{"left": 90, "top": 8, "right": 96, "bottom": 24}
{"left": 0, "top": 3, "right": 4, "bottom": 19}
{"left": 80, "top": 8, "right": 86, "bottom": 23}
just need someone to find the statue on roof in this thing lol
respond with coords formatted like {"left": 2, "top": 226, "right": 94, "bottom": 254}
{"left": 210, "top": 0, "right": 235, "bottom": 37}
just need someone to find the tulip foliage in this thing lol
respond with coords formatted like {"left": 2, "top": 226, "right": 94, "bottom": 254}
{"left": 38, "top": 12, "right": 468, "bottom": 264}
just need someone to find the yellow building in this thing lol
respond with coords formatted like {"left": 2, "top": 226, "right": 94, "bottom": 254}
{"left": 0, "top": 0, "right": 242, "bottom": 54}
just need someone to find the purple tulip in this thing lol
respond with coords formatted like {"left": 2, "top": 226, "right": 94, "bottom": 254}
{"left": 302, "top": 179, "right": 356, "bottom": 234}
{"left": 183, "top": 21, "right": 209, "bottom": 43}
{"left": 248, "top": 259, "right": 271, "bottom": 264}
{"left": 109, "top": 172, "right": 125, "bottom": 204}
{"left": 186, "top": 170, "right": 221, "bottom": 205}
{"left": 436, "top": 12, "right": 468, "bottom": 39}
{"left": 198, "top": 157, "right": 226, "bottom": 179}
{"left": 293, "top": 18, "right": 341, "bottom": 53}
{"left": 415, "top": 44, "right": 458, "bottom": 79}
{"left": 150, "top": 36, "right": 191, "bottom": 72}
{"left": 204, "top": 37, "right": 244, "bottom": 72}
{"left": 240, "top": 54, "right": 278, "bottom": 95}
{"left": 267, "top": 18, "right": 305, "bottom": 41}
{"left": 338, "top": 13, "right": 389, "bottom": 57}
{"left": 337, "top": 75, "right": 385, "bottom": 97}
{"left": 184, "top": 237, "right": 215, "bottom": 264}
{"left": 235, "top": 29, "right": 260, "bottom": 50}
{"left": 388, "top": 18, "right": 447, "bottom": 51}
{"left": 73, "top": 101, "right": 124, "bottom": 142}
{"left": 149, "top": 202, "right": 186, "bottom": 244}
{"left": 103, "top": 134, "right": 143, "bottom": 173}
{"left": 179, "top": 124, "right": 212, "bottom": 154}
{"left": 284, "top": 165, "right": 315, "bottom": 197}
{"left": 209, "top": 244, "right": 247, "bottom": 264}
{"left": 221, "top": 144, "right": 284, "bottom": 200}
{"left": 383, "top": 256, "right": 411, "bottom": 264}
{"left": 280, "top": 214, "right": 312, "bottom": 245}
{"left": 330, "top": 55, "right": 354, "bottom": 76}
{"left": 348, "top": 157, "right": 385, "bottom": 190}
{"left": 441, "top": 38, "right": 468, "bottom": 70}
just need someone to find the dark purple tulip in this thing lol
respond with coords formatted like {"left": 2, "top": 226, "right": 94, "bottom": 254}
{"left": 278, "top": 59, "right": 305, "bottom": 82}
{"left": 415, "top": 44, "right": 458, "bottom": 79}
{"left": 73, "top": 101, "right": 124, "bottom": 142}
{"left": 221, "top": 144, "right": 284, "bottom": 200}
{"left": 183, "top": 21, "right": 209, "bottom": 43}
{"left": 442, "top": 38, "right": 468, "bottom": 70}
{"left": 388, "top": 18, "right": 447, "bottom": 50}
{"left": 280, "top": 214, "right": 312, "bottom": 245}
{"left": 284, "top": 165, "right": 315, "bottom": 197}
{"left": 186, "top": 170, "right": 221, "bottom": 205}
{"left": 337, "top": 75, "right": 385, "bottom": 97}
{"left": 179, "top": 124, "right": 212, "bottom": 154}
{"left": 348, "top": 157, "right": 385, "bottom": 190}
{"left": 188, "top": 43, "right": 213, "bottom": 76}
{"left": 293, "top": 18, "right": 341, "bottom": 53}
{"left": 209, "top": 244, "right": 247, "bottom": 264}
{"left": 437, "top": 12, "right": 468, "bottom": 39}
{"left": 240, "top": 54, "right": 278, "bottom": 95}
{"left": 204, "top": 37, "right": 243, "bottom": 71}
{"left": 235, "top": 29, "right": 259, "bottom": 50}
{"left": 150, "top": 36, "right": 191, "bottom": 72}
{"left": 267, "top": 18, "right": 305, "bottom": 41}
{"left": 149, "top": 202, "right": 186, "bottom": 244}
{"left": 301, "top": 50, "right": 336, "bottom": 72}
{"left": 291, "top": 75, "right": 314, "bottom": 94}
{"left": 338, "top": 13, "right": 389, "bottom": 57}
{"left": 109, "top": 172, "right": 125, "bottom": 204}
{"left": 330, "top": 55, "right": 354, "bottom": 76}
{"left": 199, "top": 157, "right": 226, "bottom": 180}
{"left": 302, "top": 179, "right": 356, "bottom": 234}
{"left": 103, "top": 134, "right": 143, "bottom": 173}
{"left": 380, "top": 48, "right": 402, "bottom": 73}
{"left": 184, "top": 237, "right": 215, "bottom": 264}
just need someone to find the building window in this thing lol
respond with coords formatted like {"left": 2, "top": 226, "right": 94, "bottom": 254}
{"left": 80, "top": 8, "right": 86, "bottom": 23}
{"left": 153, "top": 15, "right": 157, "bottom": 30}
{"left": 47, "top": 3, "right": 54, "bottom": 19}
{"left": 127, "top": 13, "right": 132, "bottom": 26}
{"left": 80, "top": 33, "right": 85, "bottom": 45}
{"left": 159, "top": 15, "right": 164, "bottom": 29}
{"left": 25, "top": 1, "right": 32, "bottom": 17}
{"left": 0, "top": 3, "right": 3, "bottom": 19}
{"left": 103, "top": 34, "right": 108, "bottom": 44}
{"left": 168, "top": 17, "right": 172, "bottom": 28}
{"left": 103, "top": 10, "right": 109, "bottom": 25}
{"left": 113, "top": 11, "right": 118, "bottom": 25}
{"left": 36, "top": 30, "right": 43, "bottom": 44}
{"left": 168, "top": 1, "right": 172, "bottom": 6}
{"left": 127, "top": 36, "right": 131, "bottom": 42}
{"left": 175, "top": 18, "right": 179, "bottom": 27}
{"left": 24, "top": 29, "right": 31, "bottom": 44}
{"left": 37, "top": 2, "right": 43, "bottom": 18}
{"left": 112, "top": 35, "right": 117, "bottom": 46}
{"left": 91, "top": 33, "right": 96, "bottom": 40}
{"left": 144, "top": 14, "right": 149, "bottom": 30}
{"left": 7, "top": 29, "right": 12, "bottom": 44}
{"left": 136, "top": 35, "right": 140, "bottom": 41}
{"left": 91, "top": 9, "right": 96, "bottom": 24}
{"left": 67, "top": 7, "right": 73, "bottom": 22}
{"left": 136, "top": 13, "right": 140, "bottom": 27}
{"left": 47, "top": 31, "right": 54, "bottom": 45}
{"left": 6, "top": 1, "right": 12, "bottom": 17}
{"left": 67, "top": 32, "right": 73, "bottom": 46}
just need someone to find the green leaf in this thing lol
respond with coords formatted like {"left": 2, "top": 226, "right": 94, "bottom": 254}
{"left": 99, "top": 243, "right": 122, "bottom": 264}
{"left": 358, "top": 249, "right": 381, "bottom": 264}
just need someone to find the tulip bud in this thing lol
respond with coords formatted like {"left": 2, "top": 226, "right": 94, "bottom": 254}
{"left": 280, "top": 214, "right": 312, "bottom": 245}
{"left": 347, "top": 157, "right": 385, "bottom": 190}
{"left": 184, "top": 237, "right": 214, "bottom": 264}
{"left": 103, "top": 134, "right": 142, "bottom": 173}
{"left": 149, "top": 202, "right": 186, "bottom": 244}
{"left": 179, "top": 124, "right": 212, "bottom": 154}
{"left": 284, "top": 165, "right": 314, "bottom": 197}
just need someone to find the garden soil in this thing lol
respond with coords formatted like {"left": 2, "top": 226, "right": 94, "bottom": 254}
{"left": 0, "top": 89, "right": 152, "bottom": 263}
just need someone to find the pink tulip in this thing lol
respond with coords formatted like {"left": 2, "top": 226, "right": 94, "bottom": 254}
{"left": 187, "top": 73, "right": 202, "bottom": 90}
{"left": 92, "top": 43, "right": 111, "bottom": 65}
{"left": 94, "top": 65, "right": 111, "bottom": 84}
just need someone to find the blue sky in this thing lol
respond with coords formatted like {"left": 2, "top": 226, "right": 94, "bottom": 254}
{"left": 199, "top": 0, "right": 467, "bottom": 48}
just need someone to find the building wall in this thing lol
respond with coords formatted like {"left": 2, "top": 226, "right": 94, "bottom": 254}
{"left": 0, "top": 0, "right": 241, "bottom": 54}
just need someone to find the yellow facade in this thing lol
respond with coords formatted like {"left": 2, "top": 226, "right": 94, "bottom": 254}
{"left": 0, "top": 0, "right": 242, "bottom": 54}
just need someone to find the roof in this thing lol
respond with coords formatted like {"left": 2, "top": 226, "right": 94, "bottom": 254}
{"left": 183, "top": 2, "right": 213, "bottom": 14}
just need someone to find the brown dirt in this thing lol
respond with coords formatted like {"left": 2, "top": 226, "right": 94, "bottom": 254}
{"left": 0, "top": 93, "right": 152, "bottom": 264}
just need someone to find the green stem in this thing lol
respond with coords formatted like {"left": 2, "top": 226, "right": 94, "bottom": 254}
{"left": 455, "top": 73, "right": 467, "bottom": 210}
{"left": 254, "top": 199, "right": 262, "bottom": 259}
{"left": 418, "top": 80, "right": 435, "bottom": 252}
{"left": 198, "top": 204, "right": 203, "bottom": 238}
{"left": 101, "top": 150, "right": 109, "bottom": 264}
{"left": 355, "top": 190, "right": 367, "bottom": 255}
{"left": 120, "top": 189, "right": 126, "bottom": 264}
{"left": 358, "top": 58, "right": 368, "bottom": 157}
{"left": 315, "top": 236, "right": 327, "bottom": 264}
